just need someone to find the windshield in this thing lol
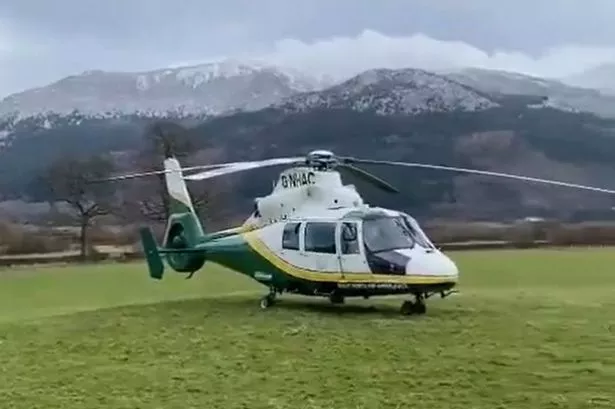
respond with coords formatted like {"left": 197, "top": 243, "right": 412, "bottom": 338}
{"left": 401, "top": 215, "right": 435, "bottom": 249}
{"left": 362, "top": 216, "right": 415, "bottom": 253}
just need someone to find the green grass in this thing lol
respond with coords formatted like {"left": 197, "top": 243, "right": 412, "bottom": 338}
{"left": 1, "top": 248, "right": 615, "bottom": 409}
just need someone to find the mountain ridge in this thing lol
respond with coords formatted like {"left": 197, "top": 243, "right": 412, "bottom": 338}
{"left": 4, "top": 61, "right": 615, "bottom": 132}
{"left": 444, "top": 67, "right": 615, "bottom": 118}
{"left": 274, "top": 68, "right": 498, "bottom": 115}
{"left": 0, "top": 59, "right": 329, "bottom": 121}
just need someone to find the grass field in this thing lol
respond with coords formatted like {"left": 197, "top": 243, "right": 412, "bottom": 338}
{"left": 1, "top": 248, "right": 614, "bottom": 409}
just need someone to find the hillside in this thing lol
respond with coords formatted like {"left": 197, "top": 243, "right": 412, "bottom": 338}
{"left": 2, "top": 65, "right": 615, "bottom": 221}
{"left": 191, "top": 106, "right": 615, "bottom": 220}
{"left": 445, "top": 67, "right": 615, "bottom": 118}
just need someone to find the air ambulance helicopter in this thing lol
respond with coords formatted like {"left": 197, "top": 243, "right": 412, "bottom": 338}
{"left": 105, "top": 150, "right": 615, "bottom": 315}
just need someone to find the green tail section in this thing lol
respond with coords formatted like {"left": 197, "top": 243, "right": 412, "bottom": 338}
{"left": 138, "top": 157, "right": 208, "bottom": 279}
{"left": 139, "top": 227, "right": 165, "bottom": 279}
{"left": 150, "top": 157, "right": 207, "bottom": 277}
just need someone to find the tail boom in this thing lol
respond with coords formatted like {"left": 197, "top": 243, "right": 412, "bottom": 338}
{"left": 139, "top": 226, "right": 207, "bottom": 279}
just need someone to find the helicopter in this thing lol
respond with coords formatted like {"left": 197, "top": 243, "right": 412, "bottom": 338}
{"left": 104, "top": 149, "right": 615, "bottom": 315}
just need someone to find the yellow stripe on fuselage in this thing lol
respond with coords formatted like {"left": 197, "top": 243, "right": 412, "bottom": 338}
{"left": 241, "top": 231, "right": 457, "bottom": 285}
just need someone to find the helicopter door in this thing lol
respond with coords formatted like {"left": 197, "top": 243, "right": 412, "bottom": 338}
{"left": 337, "top": 222, "right": 368, "bottom": 274}
{"left": 301, "top": 222, "right": 342, "bottom": 275}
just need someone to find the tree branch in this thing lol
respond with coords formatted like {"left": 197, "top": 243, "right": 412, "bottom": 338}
{"left": 42, "top": 154, "right": 116, "bottom": 258}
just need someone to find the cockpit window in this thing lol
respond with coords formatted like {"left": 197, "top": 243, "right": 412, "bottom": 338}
{"left": 401, "top": 215, "right": 435, "bottom": 249}
{"left": 362, "top": 216, "right": 415, "bottom": 253}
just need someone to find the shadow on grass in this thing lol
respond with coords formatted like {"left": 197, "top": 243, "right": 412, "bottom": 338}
{"left": 208, "top": 294, "right": 471, "bottom": 320}
{"left": 19, "top": 292, "right": 471, "bottom": 326}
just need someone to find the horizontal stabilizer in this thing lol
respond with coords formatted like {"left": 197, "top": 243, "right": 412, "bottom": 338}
{"left": 157, "top": 247, "right": 207, "bottom": 254}
{"left": 139, "top": 227, "right": 164, "bottom": 280}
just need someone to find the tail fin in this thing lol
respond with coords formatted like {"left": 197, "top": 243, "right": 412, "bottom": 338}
{"left": 164, "top": 157, "right": 199, "bottom": 220}
{"left": 162, "top": 157, "right": 205, "bottom": 246}
{"left": 139, "top": 227, "right": 164, "bottom": 279}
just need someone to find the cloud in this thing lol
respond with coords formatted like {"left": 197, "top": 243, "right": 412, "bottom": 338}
{"left": 0, "top": 23, "right": 15, "bottom": 97}
{"left": 256, "top": 30, "right": 615, "bottom": 81}
{"left": 0, "top": 20, "right": 14, "bottom": 54}
{"left": 4, "top": 0, "right": 615, "bottom": 100}
{"left": 4, "top": 27, "right": 615, "bottom": 99}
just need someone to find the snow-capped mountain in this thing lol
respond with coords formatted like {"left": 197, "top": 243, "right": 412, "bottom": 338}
{"left": 445, "top": 68, "right": 566, "bottom": 95}
{"left": 0, "top": 59, "right": 326, "bottom": 121}
{"left": 274, "top": 68, "right": 498, "bottom": 115}
{"left": 445, "top": 67, "right": 615, "bottom": 118}
{"left": 563, "top": 63, "right": 615, "bottom": 94}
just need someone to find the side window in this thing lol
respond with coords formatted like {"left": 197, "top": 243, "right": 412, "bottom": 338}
{"left": 304, "top": 222, "right": 336, "bottom": 254}
{"left": 282, "top": 222, "right": 300, "bottom": 250}
{"left": 340, "top": 222, "right": 360, "bottom": 254}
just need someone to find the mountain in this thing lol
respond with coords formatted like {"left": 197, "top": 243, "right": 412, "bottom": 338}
{"left": 0, "top": 59, "right": 324, "bottom": 121}
{"left": 563, "top": 63, "right": 615, "bottom": 94}
{"left": 445, "top": 67, "right": 615, "bottom": 118}
{"left": 275, "top": 68, "right": 497, "bottom": 115}
{"left": 3, "top": 65, "right": 615, "bottom": 222}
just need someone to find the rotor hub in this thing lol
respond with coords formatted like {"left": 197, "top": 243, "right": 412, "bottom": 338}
{"left": 306, "top": 150, "right": 338, "bottom": 170}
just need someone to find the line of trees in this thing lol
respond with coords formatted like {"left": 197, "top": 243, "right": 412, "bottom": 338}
{"left": 37, "top": 121, "right": 226, "bottom": 259}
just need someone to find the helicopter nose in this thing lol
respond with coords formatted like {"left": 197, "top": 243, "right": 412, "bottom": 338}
{"left": 405, "top": 251, "right": 459, "bottom": 278}
{"left": 438, "top": 253, "right": 459, "bottom": 277}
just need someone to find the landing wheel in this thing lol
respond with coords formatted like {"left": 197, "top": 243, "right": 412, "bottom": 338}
{"left": 260, "top": 295, "right": 275, "bottom": 309}
{"left": 329, "top": 293, "right": 345, "bottom": 305}
{"left": 413, "top": 294, "right": 426, "bottom": 315}
{"left": 400, "top": 301, "right": 414, "bottom": 315}
{"left": 414, "top": 301, "right": 426, "bottom": 315}
{"left": 399, "top": 299, "right": 427, "bottom": 316}
{"left": 260, "top": 291, "right": 277, "bottom": 309}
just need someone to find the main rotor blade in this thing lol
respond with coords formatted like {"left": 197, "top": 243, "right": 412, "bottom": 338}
{"left": 345, "top": 159, "right": 615, "bottom": 195}
{"left": 95, "top": 164, "right": 230, "bottom": 182}
{"left": 184, "top": 157, "right": 306, "bottom": 181}
{"left": 338, "top": 163, "right": 399, "bottom": 194}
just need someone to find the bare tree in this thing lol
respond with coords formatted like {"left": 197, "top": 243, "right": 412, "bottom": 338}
{"left": 42, "top": 155, "right": 115, "bottom": 259}
{"left": 131, "top": 120, "right": 225, "bottom": 225}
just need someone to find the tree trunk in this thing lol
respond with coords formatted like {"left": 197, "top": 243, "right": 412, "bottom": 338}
{"left": 79, "top": 219, "right": 89, "bottom": 261}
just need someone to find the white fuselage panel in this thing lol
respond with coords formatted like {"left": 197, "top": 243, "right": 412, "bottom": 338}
{"left": 248, "top": 168, "right": 365, "bottom": 227}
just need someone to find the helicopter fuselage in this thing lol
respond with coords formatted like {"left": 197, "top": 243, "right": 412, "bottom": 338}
{"left": 200, "top": 206, "right": 458, "bottom": 298}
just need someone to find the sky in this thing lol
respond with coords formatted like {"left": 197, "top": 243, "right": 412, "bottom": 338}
{"left": 2, "top": 0, "right": 615, "bottom": 98}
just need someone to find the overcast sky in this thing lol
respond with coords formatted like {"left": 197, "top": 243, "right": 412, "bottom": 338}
{"left": 2, "top": 0, "right": 615, "bottom": 98}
